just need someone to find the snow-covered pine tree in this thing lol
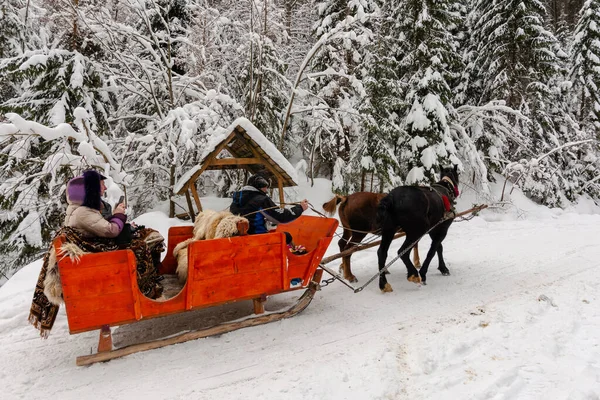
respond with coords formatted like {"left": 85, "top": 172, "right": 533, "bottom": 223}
{"left": 0, "top": 0, "right": 29, "bottom": 58}
{"left": 391, "top": 0, "right": 462, "bottom": 185}
{"left": 234, "top": 0, "right": 290, "bottom": 147}
{"left": 0, "top": 0, "right": 44, "bottom": 102}
{"left": 0, "top": 110, "right": 121, "bottom": 279}
{"left": 467, "top": 0, "right": 575, "bottom": 205}
{"left": 567, "top": 0, "right": 600, "bottom": 201}
{"left": 571, "top": 0, "right": 600, "bottom": 135}
{"left": 0, "top": 0, "right": 119, "bottom": 277}
{"left": 299, "top": 0, "right": 378, "bottom": 193}
{"left": 359, "top": 0, "right": 405, "bottom": 191}
{"left": 80, "top": 0, "right": 241, "bottom": 216}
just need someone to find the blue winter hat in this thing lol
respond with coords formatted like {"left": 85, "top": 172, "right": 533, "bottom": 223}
{"left": 248, "top": 174, "right": 270, "bottom": 189}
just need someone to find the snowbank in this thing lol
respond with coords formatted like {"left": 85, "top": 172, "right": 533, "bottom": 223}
{"left": 1, "top": 176, "right": 599, "bottom": 399}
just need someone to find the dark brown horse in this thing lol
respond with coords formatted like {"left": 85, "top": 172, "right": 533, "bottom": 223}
{"left": 323, "top": 192, "right": 420, "bottom": 282}
{"left": 377, "top": 166, "right": 459, "bottom": 292}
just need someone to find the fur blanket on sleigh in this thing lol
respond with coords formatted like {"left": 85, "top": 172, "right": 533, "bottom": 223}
{"left": 174, "top": 210, "right": 249, "bottom": 283}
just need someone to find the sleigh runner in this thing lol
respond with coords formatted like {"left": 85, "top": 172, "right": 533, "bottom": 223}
{"left": 53, "top": 215, "right": 337, "bottom": 366}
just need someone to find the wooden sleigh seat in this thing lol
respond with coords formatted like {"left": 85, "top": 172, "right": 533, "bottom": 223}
{"left": 53, "top": 215, "right": 338, "bottom": 365}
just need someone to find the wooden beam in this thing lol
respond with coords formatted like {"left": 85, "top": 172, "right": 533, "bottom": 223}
{"left": 176, "top": 131, "right": 237, "bottom": 195}
{"left": 211, "top": 158, "right": 262, "bottom": 166}
{"left": 97, "top": 325, "right": 112, "bottom": 353}
{"left": 190, "top": 183, "right": 203, "bottom": 213}
{"left": 278, "top": 178, "right": 285, "bottom": 208}
{"left": 205, "top": 165, "right": 256, "bottom": 171}
{"left": 185, "top": 190, "right": 196, "bottom": 221}
{"left": 253, "top": 294, "right": 267, "bottom": 314}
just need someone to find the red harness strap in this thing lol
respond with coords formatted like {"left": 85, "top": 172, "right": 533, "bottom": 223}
{"left": 442, "top": 195, "right": 451, "bottom": 212}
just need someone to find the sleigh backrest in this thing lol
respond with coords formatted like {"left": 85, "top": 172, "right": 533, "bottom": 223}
{"left": 160, "top": 225, "right": 194, "bottom": 274}
{"left": 53, "top": 236, "right": 141, "bottom": 334}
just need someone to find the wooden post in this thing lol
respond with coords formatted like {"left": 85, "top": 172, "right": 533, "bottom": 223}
{"left": 185, "top": 189, "right": 196, "bottom": 221}
{"left": 98, "top": 325, "right": 113, "bottom": 353}
{"left": 190, "top": 183, "right": 203, "bottom": 212}
{"left": 312, "top": 268, "right": 324, "bottom": 284}
{"left": 278, "top": 178, "right": 285, "bottom": 208}
{"left": 253, "top": 294, "right": 267, "bottom": 314}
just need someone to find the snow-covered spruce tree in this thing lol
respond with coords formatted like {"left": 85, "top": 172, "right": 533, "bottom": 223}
{"left": 0, "top": 110, "right": 121, "bottom": 279}
{"left": 545, "top": 0, "right": 573, "bottom": 46}
{"left": 0, "top": 0, "right": 44, "bottom": 102}
{"left": 0, "top": 0, "right": 28, "bottom": 58}
{"left": 232, "top": 0, "right": 290, "bottom": 148}
{"left": 0, "top": 0, "right": 121, "bottom": 278}
{"left": 566, "top": 0, "right": 600, "bottom": 201}
{"left": 82, "top": 0, "right": 242, "bottom": 216}
{"left": 390, "top": 0, "right": 462, "bottom": 185}
{"left": 467, "top": 0, "right": 574, "bottom": 205}
{"left": 571, "top": 0, "right": 600, "bottom": 135}
{"left": 298, "top": 0, "right": 378, "bottom": 193}
{"left": 358, "top": 1, "right": 405, "bottom": 191}
{"left": 0, "top": 50, "right": 114, "bottom": 133}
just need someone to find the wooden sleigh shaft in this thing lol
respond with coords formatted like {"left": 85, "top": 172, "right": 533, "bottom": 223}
{"left": 76, "top": 270, "right": 323, "bottom": 366}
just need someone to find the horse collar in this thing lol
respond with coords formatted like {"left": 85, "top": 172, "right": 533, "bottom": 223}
{"left": 441, "top": 176, "right": 459, "bottom": 198}
{"left": 441, "top": 176, "right": 455, "bottom": 189}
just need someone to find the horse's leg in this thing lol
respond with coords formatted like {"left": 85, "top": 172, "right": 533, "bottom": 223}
{"left": 377, "top": 227, "right": 395, "bottom": 292}
{"left": 419, "top": 229, "right": 448, "bottom": 284}
{"left": 399, "top": 234, "right": 421, "bottom": 284}
{"left": 337, "top": 228, "right": 351, "bottom": 275}
{"left": 436, "top": 242, "right": 450, "bottom": 276}
{"left": 412, "top": 241, "right": 421, "bottom": 269}
{"left": 341, "top": 231, "right": 366, "bottom": 282}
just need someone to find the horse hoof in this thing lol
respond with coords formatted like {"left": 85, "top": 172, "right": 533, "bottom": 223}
{"left": 347, "top": 276, "right": 358, "bottom": 283}
{"left": 407, "top": 275, "right": 421, "bottom": 284}
{"left": 439, "top": 269, "right": 450, "bottom": 276}
{"left": 380, "top": 283, "right": 393, "bottom": 293}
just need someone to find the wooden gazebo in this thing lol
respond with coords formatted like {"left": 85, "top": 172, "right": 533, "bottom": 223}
{"left": 174, "top": 118, "right": 298, "bottom": 219}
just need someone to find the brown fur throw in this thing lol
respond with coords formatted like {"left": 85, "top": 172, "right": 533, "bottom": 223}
{"left": 174, "top": 210, "right": 249, "bottom": 283}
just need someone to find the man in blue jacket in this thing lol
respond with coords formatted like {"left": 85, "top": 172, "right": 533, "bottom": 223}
{"left": 230, "top": 174, "right": 308, "bottom": 245}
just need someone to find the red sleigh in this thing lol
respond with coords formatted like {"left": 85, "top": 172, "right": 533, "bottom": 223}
{"left": 52, "top": 215, "right": 338, "bottom": 365}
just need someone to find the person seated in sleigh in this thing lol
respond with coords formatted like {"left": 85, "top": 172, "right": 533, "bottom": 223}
{"left": 230, "top": 174, "right": 309, "bottom": 254}
{"left": 29, "top": 170, "right": 166, "bottom": 338}
{"left": 63, "top": 170, "right": 165, "bottom": 298}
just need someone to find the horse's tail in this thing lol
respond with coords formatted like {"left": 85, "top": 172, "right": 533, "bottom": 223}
{"left": 376, "top": 194, "right": 393, "bottom": 228}
{"left": 322, "top": 195, "right": 347, "bottom": 216}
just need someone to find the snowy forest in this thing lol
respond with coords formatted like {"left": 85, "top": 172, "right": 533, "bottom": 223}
{"left": 0, "top": 0, "right": 599, "bottom": 279}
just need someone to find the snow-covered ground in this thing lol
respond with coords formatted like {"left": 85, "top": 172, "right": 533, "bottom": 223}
{"left": 1, "top": 177, "right": 600, "bottom": 400}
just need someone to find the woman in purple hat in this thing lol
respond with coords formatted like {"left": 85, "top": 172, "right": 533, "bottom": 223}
{"left": 61, "top": 170, "right": 164, "bottom": 299}
{"left": 64, "top": 170, "right": 127, "bottom": 237}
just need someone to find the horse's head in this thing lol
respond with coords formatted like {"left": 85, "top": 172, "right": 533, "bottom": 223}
{"left": 440, "top": 165, "right": 459, "bottom": 198}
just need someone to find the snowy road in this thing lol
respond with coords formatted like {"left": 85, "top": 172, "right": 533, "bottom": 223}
{"left": 1, "top": 207, "right": 599, "bottom": 399}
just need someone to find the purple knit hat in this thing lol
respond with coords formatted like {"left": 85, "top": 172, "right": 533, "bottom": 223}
{"left": 66, "top": 176, "right": 85, "bottom": 205}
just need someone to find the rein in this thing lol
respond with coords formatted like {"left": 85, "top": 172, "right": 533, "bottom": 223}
{"left": 240, "top": 202, "right": 305, "bottom": 218}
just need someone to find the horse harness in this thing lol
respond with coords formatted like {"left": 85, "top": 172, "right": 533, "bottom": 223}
{"left": 429, "top": 176, "right": 458, "bottom": 215}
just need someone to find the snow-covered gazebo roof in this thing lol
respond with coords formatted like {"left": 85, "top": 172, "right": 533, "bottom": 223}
{"left": 174, "top": 118, "right": 298, "bottom": 219}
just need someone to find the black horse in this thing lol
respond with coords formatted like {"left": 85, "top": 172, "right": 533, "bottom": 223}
{"left": 376, "top": 166, "right": 459, "bottom": 292}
